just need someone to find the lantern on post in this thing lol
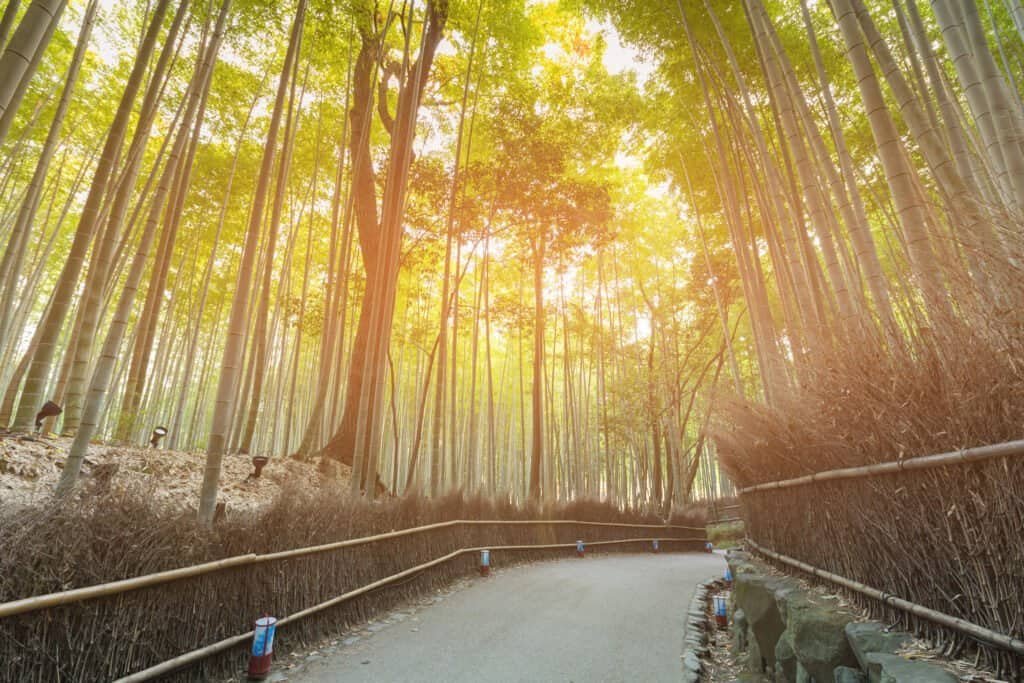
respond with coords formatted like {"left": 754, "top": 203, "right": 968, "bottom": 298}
{"left": 247, "top": 615, "right": 277, "bottom": 680}
{"left": 34, "top": 401, "right": 62, "bottom": 432}
{"left": 479, "top": 549, "right": 490, "bottom": 576}
{"left": 149, "top": 426, "right": 168, "bottom": 448}
{"left": 576, "top": 540, "right": 585, "bottom": 558}
{"left": 251, "top": 455, "right": 269, "bottom": 479}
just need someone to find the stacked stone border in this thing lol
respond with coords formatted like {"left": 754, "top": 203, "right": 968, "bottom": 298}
{"left": 681, "top": 576, "right": 719, "bottom": 682}
{"left": 726, "top": 550, "right": 964, "bottom": 682}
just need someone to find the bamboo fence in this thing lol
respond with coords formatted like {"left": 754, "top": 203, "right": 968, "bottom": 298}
{"left": 114, "top": 536, "right": 699, "bottom": 682}
{"left": 0, "top": 518, "right": 702, "bottom": 620}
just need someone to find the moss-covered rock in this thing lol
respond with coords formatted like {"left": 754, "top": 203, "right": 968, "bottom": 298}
{"left": 784, "top": 592, "right": 859, "bottom": 682}
{"left": 734, "top": 608, "right": 749, "bottom": 650}
{"left": 775, "top": 628, "right": 798, "bottom": 682}
{"left": 833, "top": 665, "right": 868, "bottom": 682}
{"left": 844, "top": 623, "right": 912, "bottom": 672}
{"left": 733, "top": 571, "right": 793, "bottom": 670}
{"left": 864, "top": 653, "right": 958, "bottom": 683}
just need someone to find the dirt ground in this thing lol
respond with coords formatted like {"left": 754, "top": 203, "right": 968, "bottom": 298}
{"left": 0, "top": 432, "right": 350, "bottom": 512}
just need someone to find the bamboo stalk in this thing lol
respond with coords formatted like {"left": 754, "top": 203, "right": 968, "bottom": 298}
{"left": 0, "top": 520, "right": 703, "bottom": 619}
{"left": 745, "top": 538, "right": 1024, "bottom": 656}
{"left": 0, "top": 553, "right": 259, "bottom": 619}
{"left": 739, "top": 439, "right": 1024, "bottom": 494}
{"left": 114, "top": 536, "right": 705, "bottom": 682}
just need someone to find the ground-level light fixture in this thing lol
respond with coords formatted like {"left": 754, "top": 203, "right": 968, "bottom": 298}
{"left": 35, "top": 401, "right": 62, "bottom": 431}
{"left": 713, "top": 594, "right": 728, "bottom": 627}
{"left": 150, "top": 426, "right": 168, "bottom": 448}
{"left": 247, "top": 615, "right": 277, "bottom": 679}
{"left": 251, "top": 455, "right": 269, "bottom": 479}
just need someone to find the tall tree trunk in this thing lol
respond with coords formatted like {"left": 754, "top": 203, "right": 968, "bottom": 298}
{"left": 0, "top": 0, "right": 96, "bottom": 357}
{"left": 9, "top": 0, "right": 171, "bottom": 432}
{"left": 197, "top": 0, "right": 306, "bottom": 525}
{"left": 681, "top": 0, "right": 787, "bottom": 403}
{"left": 930, "top": 0, "right": 1024, "bottom": 207}
{"left": 828, "top": 0, "right": 953, "bottom": 321}
{"left": 528, "top": 237, "right": 545, "bottom": 501}
{"left": 0, "top": 0, "right": 67, "bottom": 148}
{"left": 294, "top": 24, "right": 352, "bottom": 458}
{"left": 851, "top": 0, "right": 1003, "bottom": 283}
{"left": 237, "top": 53, "right": 305, "bottom": 455}
{"left": 0, "top": 1, "right": 21, "bottom": 51}
{"left": 58, "top": 0, "right": 230, "bottom": 495}
{"left": 64, "top": 0, "right": 192, "bottom": 435}
{"left": 167, "top": 70, "right": 263, "bottom": 450}
{"left": 799, "top": 0, "right": 898, "bottom": 333}
{"left": 320, "top": 2, "right": 448, "bottom": 499}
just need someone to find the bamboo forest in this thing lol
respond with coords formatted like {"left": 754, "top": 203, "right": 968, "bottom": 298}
{"left": 3, "top": 0, "right": 1024, "bottom": 518}
{"left": 4, "top": 0, "right": 1024, "bottom": 680}
{"left": 1, "top": 0, "right": 1023, "bottom": 516}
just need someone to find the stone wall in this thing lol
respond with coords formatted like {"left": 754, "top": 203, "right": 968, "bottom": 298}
{"left": 727, "top": 551, "right": 959, "bottom": 683}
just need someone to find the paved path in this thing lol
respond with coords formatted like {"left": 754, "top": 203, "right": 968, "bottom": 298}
{"left": 291, "top": 552, "right": 725, "bottom": 683}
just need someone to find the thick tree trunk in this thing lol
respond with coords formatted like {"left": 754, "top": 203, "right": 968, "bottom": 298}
{"left": 0, "top": 0, "right": 96, "bottom": 357}
{"left": 0, "top": 1, "right": 21, "bottom": 51}
{"left": 0, "top": 0, "right": 67, "bottom": 147}
{"left": 829, "top": 0, "right": 953, "bottom": 321}
{"left": 320, "top": 2, "right": 448, "bottom": 499}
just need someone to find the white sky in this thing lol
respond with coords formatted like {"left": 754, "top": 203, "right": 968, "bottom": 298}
{"left": 587, "top": 19, "right": 654, "bottom": 87}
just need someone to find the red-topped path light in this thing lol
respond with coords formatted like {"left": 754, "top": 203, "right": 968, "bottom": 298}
{"left": 247, "top": 615, "right": 277, "bottom": 680}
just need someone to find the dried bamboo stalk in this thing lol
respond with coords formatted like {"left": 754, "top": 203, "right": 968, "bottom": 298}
{"left": 739, "top": 439, "right": 1024, "bottom": 494}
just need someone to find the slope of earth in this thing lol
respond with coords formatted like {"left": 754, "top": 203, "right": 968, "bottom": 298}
{"left": 0, "top": 433, "right": 349, "bottom": 511}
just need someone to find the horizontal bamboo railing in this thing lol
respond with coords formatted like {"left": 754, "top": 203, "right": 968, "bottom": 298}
{"left": 0, "top": 518, "right": 703, "bottom": 619}
{"left": 745, "top": 538, "right": 1024, "bottom": 657}
{"left": 113, "top": 536, "right": 703, "bottom": 682}
{"left": 739, "top": 438, "right": 1024, "bottom": 494}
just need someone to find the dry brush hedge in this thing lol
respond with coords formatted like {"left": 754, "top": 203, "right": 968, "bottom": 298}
{"left": 714, "top": 283, "right": 1024, "bottom": 679}
{"left": 739, "top": 458, "right": 1024, "bottom": 679}
{"left": 0, "top": 488, "right": 705, "bottom": 681}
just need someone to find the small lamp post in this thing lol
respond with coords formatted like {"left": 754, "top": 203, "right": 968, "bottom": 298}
{"left": 479, "top": 549, "right": 490, "bottom": 576}
{"left": 713, "top": 595, "right": 728, "bottom": 628}
{"left": 150, "top": 426, "right": 168, "bottom": 448}
{"left": 247, "top": 615, "right": 277, "bottom": 680}
{"left": 34, "top": 401, "right": 62, "bottom": 432}
{"left": 251, "top": 455, "right": 269, "bottom": 479}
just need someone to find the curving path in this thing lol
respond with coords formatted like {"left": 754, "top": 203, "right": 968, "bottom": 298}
{"left": 289, "top": 552, "right": 725, "bottom": 683}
